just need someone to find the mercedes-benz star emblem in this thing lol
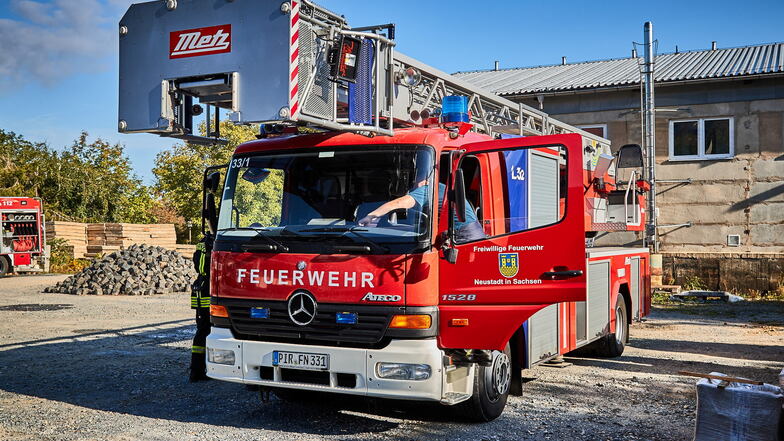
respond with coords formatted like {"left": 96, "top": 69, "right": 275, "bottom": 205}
{"left": 296, "top": 261, "right": 307, "bottom": 271}
{"left": 287, "top": 291, "right": 317, "bottom": 326}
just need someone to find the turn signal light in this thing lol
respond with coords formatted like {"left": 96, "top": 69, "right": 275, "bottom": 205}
{"left": 389, "top": 314, "right": 431, "bottom": 329}
{"left": 210, "top": 305, "right": 229, "bottom": 318}
{"left": 449, "top": 318, "right": 469, "bottom": 327}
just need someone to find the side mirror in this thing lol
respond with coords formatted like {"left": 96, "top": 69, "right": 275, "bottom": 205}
{"left": 204, "top": 171, "right": 221, "bottom": 195}
{"left": 616, "top": 144, "right": 644, "bottom": 169}
{"left": 204, "top": 193, "right": 218, "bottom": 234}
{"left": 453, "top": 168, "right": 467, "bottom": 223}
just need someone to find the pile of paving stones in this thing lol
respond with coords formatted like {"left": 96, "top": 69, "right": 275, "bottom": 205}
{"left": 45, "top": 244, "right": 196, "bottom": 295}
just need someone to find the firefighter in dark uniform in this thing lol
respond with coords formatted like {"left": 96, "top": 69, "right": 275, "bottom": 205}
{"left": 189, "top": 232, "right": 214, "bottom": 382}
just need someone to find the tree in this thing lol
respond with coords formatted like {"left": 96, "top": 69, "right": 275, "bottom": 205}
{"left": 0, "top": 130, "right": 58, "bottom": 201}
{"left": 0, "top": 129, "right": 158, "bottom": 223}
{"left": 153, "top": 121, "right": 258, "bottom": 242}
{"left": 232, "top": 169, "right": 284, "bottom": 227}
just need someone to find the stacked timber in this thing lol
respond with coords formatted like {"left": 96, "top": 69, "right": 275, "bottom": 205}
{"left": 175, "top": 244, "right": 197, "bottom": 256}
{"left": 45, "top": 222, "right": 88, "bottom": 258}
{"left": 85, "top": 223, "right": 177, "bottom": 257}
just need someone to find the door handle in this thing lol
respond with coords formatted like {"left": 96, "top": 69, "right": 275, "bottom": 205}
{"left": 542, "top": 270, "right": 584, "bottom": 279}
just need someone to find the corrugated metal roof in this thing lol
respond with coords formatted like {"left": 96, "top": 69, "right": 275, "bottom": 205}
{"left": 454, "top": 43, "right": 784, "bottom": 96}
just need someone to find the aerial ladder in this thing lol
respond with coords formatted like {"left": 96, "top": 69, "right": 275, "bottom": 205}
{"left": 119, "top": 1, "right": 609, "bottom": 146}
{"left": 119, "top": 0, "right": 645, "bottom": 233}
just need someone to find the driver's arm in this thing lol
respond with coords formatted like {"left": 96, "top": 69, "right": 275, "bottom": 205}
{"left": 358, "top": 195, "right": 416, "bottom": 226}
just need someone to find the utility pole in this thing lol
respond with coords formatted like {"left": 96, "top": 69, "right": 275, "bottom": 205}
{"left": 641, "top": 22, "right": 657, "bottom": 252}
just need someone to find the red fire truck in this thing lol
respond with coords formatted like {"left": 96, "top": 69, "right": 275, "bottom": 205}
{"left": 120, "top": 0, "right": 650, "bottom": 421}
{"left": 0, "top": 197, "right": 49, "bottom": 276}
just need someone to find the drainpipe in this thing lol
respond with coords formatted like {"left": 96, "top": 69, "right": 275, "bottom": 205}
{"left": 642, "top": 21, "right": 658, "bottom": 252}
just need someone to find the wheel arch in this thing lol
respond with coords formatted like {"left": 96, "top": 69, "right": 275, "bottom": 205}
{"left": 508, "top": 327, "right": 525, "bottom": 396}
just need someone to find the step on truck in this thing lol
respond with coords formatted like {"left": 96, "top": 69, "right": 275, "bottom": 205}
{"left": 0, "top": 197, "right": 49, "bottom": 276}
{"left": 119, "top": 0, "right": 651, "bottom": 421}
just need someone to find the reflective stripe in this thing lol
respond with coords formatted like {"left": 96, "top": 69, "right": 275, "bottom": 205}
{"left": 192, "top": 346, "right": 205, "bottom": 354}
{"left": 199, "top": 253, "right": 206, "bottom": 276}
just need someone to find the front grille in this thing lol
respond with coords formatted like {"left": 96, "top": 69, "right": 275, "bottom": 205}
{"left": 336, "top": 373, "right": 357, "bottom": 388}
{"left": 216, "top": 297, "right": 402, "bottom": 347}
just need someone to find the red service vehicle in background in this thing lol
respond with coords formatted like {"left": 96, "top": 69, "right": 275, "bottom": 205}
{"left": 119, "top": 0, "right": 651, "bottom": 421}
{"left": 0, "top": 197, "right": 50, "bottom": 277}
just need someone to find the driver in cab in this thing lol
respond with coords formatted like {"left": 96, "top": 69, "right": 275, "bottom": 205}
{"left": 357, "top": 169, "right": 485, "bottom": 242}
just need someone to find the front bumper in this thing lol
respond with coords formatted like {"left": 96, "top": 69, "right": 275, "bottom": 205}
{"left": 206, "top": 327, "right": 444, "bottom": 401}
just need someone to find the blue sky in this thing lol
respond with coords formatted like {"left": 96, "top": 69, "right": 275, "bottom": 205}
{"left": 1, "top": 0, "right": 782, "bottom": 184}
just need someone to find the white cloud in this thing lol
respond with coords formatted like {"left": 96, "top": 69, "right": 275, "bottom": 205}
{"left": 0, "top": 0, "right": 128, "bottom": 92}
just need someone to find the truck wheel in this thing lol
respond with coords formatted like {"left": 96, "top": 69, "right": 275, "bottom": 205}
{"left": 457, "top": 344, "right": 512, "bottom": 422}
{"left": 596, "top": 296, "right": 628, "bottom": 358}
{"left": 0, "top": 256, "right": 10, "bottom": 277}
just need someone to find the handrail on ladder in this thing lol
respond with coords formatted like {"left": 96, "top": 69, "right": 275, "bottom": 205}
{"left": 624, "top": 170, "right": 639, "bottom": 226}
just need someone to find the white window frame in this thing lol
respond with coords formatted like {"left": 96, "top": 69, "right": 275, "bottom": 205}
{"left": 577, "top": 124, "right": 608, "bottom": 138}
{"left": 668, "top": 117, "right": 734, "bottom": 161}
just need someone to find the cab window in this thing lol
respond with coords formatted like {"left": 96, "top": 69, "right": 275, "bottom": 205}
{"left": 453, "top": 145, "right": 566, "bottom": 244}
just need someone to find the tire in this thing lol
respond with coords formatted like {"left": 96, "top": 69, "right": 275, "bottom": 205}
{"left": 595, "top": 296, "right": 629, "bottom": 358}
{"left": 456, "top": 344, "right": 512, "bottom": 422}
{"left": 0, "top": 256, "right": 10, "bottom": 277}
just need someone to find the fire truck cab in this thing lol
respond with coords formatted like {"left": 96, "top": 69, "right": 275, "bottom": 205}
{"left": 119, "top": 0, "right": 650, "bottom": 421}
{"left": 202, "top": 127, "right": 649, "bottom": 421}
{"left": 0, "top": 197, "right": 49, "bottom": 277}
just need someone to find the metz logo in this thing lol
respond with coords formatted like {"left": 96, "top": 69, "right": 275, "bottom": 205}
{"left": 169, "top": 24, "right": 231, "bottom": 59}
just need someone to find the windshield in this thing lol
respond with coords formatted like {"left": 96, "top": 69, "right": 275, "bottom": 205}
{"left": 217, "top": 145, "right": 435, "bottom": 254}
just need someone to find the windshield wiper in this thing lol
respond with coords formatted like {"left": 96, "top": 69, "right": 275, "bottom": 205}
{"left": 219, "top": 227, "right": 289, "bottom": 252}
{"left": 298, "top": 226, "right": 389, "bottom": 254}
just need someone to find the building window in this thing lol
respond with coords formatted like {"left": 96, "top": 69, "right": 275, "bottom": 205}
{"left": 669, "top": 118, "right": 733, "bottom": 160}
{"left": 577, "top": 124, "right": 607, "bottom": 138}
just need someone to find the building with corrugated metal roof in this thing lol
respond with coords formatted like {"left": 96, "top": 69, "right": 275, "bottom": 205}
{"left": 457, "top": 42, "right": 784, "bottom": 294}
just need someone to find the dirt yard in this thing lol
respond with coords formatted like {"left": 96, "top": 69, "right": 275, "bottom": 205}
{"left": 0, "top": 275, "right": 782, "bottom": 441}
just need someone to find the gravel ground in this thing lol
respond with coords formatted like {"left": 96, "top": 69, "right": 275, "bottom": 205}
{"left": 0, "top": 275, "right": 782, "bottom": 441}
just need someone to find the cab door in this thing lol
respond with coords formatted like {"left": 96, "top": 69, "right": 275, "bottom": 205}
{"left": 438, "top": 134, "right": 587, "bottom": 350}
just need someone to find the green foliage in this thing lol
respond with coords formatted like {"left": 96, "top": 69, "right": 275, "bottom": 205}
{"left": 233, "top": 169, "right": 284, "bottom": 227}
{"left": 48, "top": 238, "right": 71, "bottom": 269}
{"left": 651, "top": 291, "right": 674, "bottom": 305}
{"left": 153, "top": 121, "right": 258, "bottom": 241}
{"left": 0, "top": 130, "right": 57, "bottom": 200}
{"left": 48, "top": 238, "right": 90, "bottom": 274}
{"left": 682, "top": 275, "right": 708, "bottom": 291}
{"left": 0, "top": 130, "right": 158, "bottom": 223}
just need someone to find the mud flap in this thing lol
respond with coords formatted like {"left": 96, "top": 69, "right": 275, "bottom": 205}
{"left": 509, "top": 327, "right": 525, "bottom": 396}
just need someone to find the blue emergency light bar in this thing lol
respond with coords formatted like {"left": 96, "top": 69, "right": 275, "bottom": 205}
{"left": 441, "top": 95, "right": 469, "bottom": 123}
{"left": 249, "top": 307, "right": 270, "bottom": 319}
{"left": 335, "top": 312, "right": 358, "bottom": 324}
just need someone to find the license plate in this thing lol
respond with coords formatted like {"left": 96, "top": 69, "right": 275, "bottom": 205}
{"left": 272, "top": 351, "right": 329, "bottom": 371}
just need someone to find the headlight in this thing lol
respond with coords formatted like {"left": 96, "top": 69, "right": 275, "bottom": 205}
{"left": 375, "top": 362, "right": 431, "bottom": 380}
{"left": 207, "top": 348, "right": 236, "bottom": 365}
